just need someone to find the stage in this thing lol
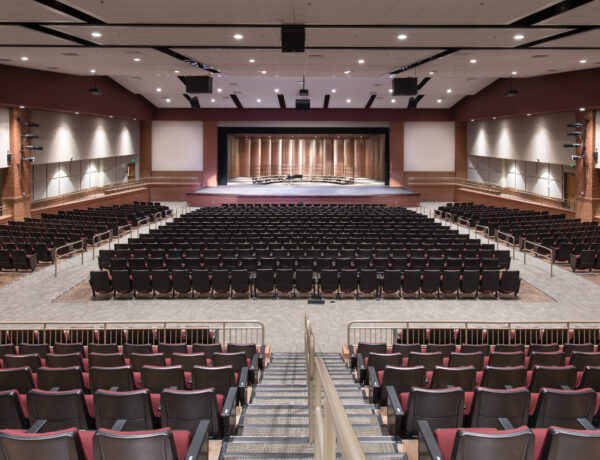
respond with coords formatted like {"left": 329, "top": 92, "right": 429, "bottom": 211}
{"left": 187, "top": 180, "right": 421, "bottom": 206}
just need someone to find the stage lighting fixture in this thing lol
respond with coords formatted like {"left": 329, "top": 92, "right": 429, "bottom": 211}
{"left": 24, "top": 122, "right": 39, "bottom": 128}
{"left": 183, "top": 93, "right": 200, "bottom": 108}
{"left": 564, "top": 143, "right": 582, "bottom": 148}
{"left": 567, "top": 131, "right": 582, "bottom": 136}
{"left": 567, "top": 123, "right": 583, "bottom": 128}
{"left": 25, "top": 145, "right": 43, "bottom": 150}
{"left": 22, "top": 156, "right": 35, "bottom": 162}
{"left": 22, "top": 134, "right": 39, "bottom": 139}
{"left": 571, "top": 154, "right": 583, "bottom": 160}
{"left": 89, "top": 87, "right": 103, "bottom": 96}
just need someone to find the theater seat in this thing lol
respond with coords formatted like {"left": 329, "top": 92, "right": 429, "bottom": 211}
{"left": 0, "top": 428, "right": 87, "bottom": 460}
{"left": 468, "top": 387, "right": 530, "bottom": 429}
{"left": 93, "top": 389, "right": 157, "bottom": 431}
{"left": 540, "top": 426, "right": 600, "bottom": 460}
{"left": 27, "top": 389, "right": 93, "bottom": 431}
{"left": 530, "top": 388, "right": 597, "bottom": 429}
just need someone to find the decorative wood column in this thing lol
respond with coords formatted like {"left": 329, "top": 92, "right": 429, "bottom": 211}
{"left": 2, "top": 108, "right": 32, "bottom": 220}
{"left": 272, "top": 138, "right": 282, "bottom": 175}
{"left": 260, "top": 138, "right": 271, "bottom": 176}
{"left": 389, "top": 121, "right": 404, "bottom": 186}
{"left": 333, "top": 138, "right": 344, "bottom": 176}
{"left": 249, "top": 138, "right": 261, "bottom": 178}
{"left": 282, "top": 138, "right": 293, "bottom": 176}
{"left": 323, "top": 138, "right": 333, "bottom": 175}
{"left": 574, "top": 110, "right": 598, "bottom": 221}
{"left": 354, "top": 138, "right": 365, "bottom": 178}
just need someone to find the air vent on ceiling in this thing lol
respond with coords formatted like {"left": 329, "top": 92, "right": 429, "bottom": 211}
{"left": 61, "top": 52, "right": 79, "bottom": 56}
{"left": 132, "top": 76, "right": 142, "bottom": 79}
{"left": 531, "top": 54, "right": 548, "bottom": 58}
{"left": 308, "top": 54, "right": 325, "bottom": 58}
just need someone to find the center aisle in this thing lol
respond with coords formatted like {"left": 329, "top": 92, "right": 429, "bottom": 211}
{"left": 220, "top": 352, "right": 404, "bottom": 458}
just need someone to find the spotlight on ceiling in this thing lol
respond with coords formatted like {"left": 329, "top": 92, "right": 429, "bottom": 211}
{"left": 567, "top": 131, "right": 582, "bottom": 136}
{"left": 567, "top": 123, "right": 583, "bottom": 128}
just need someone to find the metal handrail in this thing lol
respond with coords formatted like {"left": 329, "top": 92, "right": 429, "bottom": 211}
{"left": 306, "top": 317, "right": 366, "bottom": 460}
{"left": 456, "top": 217, "right": 472, "bottom": 237}
{"left": 53, "top": 239, "right": 85, "bottom": 278}
{"left": 347, "top": 320, "right": 600, "bottom": 346}
{"left": 135, "top": 217, "right": 150, "bottom": 237}
{"left": 474, "top": 224, "right": 491, "bottom": 244}
{"left": 522, "top": 239, "right": 555, "bottom": 277}
{"left": 0, "top": 320, "right": 265, "bottom": 346}
{"left": 153, "top": 211, "right": 163, "bottom": 229}
{"left": 116, "top": 224, "right": 132, "bottom": 243}
{"left": 91, "top": 230, "right": 113, "bottom": 259}
{"left": 494, "top": 230, "right": 517, "bottom": 259}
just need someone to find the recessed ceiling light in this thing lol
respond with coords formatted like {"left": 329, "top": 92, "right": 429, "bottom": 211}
{"left": 91, "top": 32, "right": 102, "bottom": 38}
{"left": 249, "top": 58, "right": 255, "bottom": 63}
{"left": 388, "top": 89, "right": 393, "bottom": 93}
{"left": 133, "top": 58, "right": 141, "bottom": 62}
{"left": 274, "top": 88, "right": 279, "bottom": 93}
{"left": 346, "top": 98, "right": 351, "bottom": 103}
{"left": 344, "top": 70, "right": 351, "bottom": 74}
{"left": 579, "top": 107, "right": 586, "bottom": 111}
{"left": 75, "top": 112, "right": 79, "bottom": 115}
{"left": 19, "top": 105, "right": 25, "bottom": 109}
{"left": 133, "top": 118, "right": 136, "bottom": 121}
{"left": 391, "top": 99, "right": 396, "bottom": 103}
{"left": 526, "top": 113, "right": 531, "bottom": 116}
{"left": 436, "top": 98, "right": 442, "bottom": 103}
{"left": 428, "top": 71, "right": 435, "bottom": 75}
{"left": 469, "top": 59, "right": 477, "bottom": 64}
{"left": 165, "top": 98, "right": 171, "bottom": 103}
{"left": 217, "top": 88, "right": 222, "bottom": 93}
{"left": 446, "top": 88, "right": 452, "bottom": 93}
{"left": 579, "top": 59, "right": 587, "bottom": 64}
{"left": 21, "top": 56, "right": 29, "bottom": 61}
{"left": 331, "top": 89, "right": 336, "bottom": 93}
{"left": 513, "top": 34, "right": 524, "bottom": 40}
{"left": 511, "top": 71, "right": 518, "bottom": 75}
{"left": 470, "top": 119, "right": 474, "bottom": 122}
{"left": 260, "top": 70, "right": 267, "bottom": 74}
{"left": 256, "top": 98, "right": 261, "bottom": 103}
{"left": 156, "top": 87, "right": 162, "bottom": 92}
{"left": 397, "top": 34, "right": 407, "bottom": 40}
{"left": 493, "top": 117, "right": 497, "bottom": 120}
{"left": 233, "top": 33, "right": 243, "bottom": 40}
{"left": 358, "top": 59, "right": 365, "bottom": 64}
{"left": 174, "top": 70, "right": 180, "bottom": 74}
{"left": 211, "top": 98, "right": 215, "bottom": 103}
{"left": 90, "top": 69, "right": 96, "bottom": 73}
{"left": 109, "top": 115, "right": 113, "bottom": 118}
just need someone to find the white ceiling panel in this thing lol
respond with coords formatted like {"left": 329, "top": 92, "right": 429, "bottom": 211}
{"left": 173, "top": 48, "right": 438, "bottom": 77}
{"left": 57, "top": 0, "right": 563, "bottom": 25}
{"left": 0, "top": 26, "right": 79, "bottom": 46}
{"left": 537, "top": 1, "right": 600, "bottom": 26}
{"left": 3, "top": 0, "right": 84, "bottom": 22}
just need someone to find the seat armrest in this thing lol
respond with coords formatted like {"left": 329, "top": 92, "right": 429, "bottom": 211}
{"left": 417, "top": 419, "right": 443, "bottom": 460}
{"left": 349, "top": 345, "right": 356, "bottom": 369}
{"left": 27, "top": 419, "right": 47, "bottom": 433}
{"left": 577, "top": 417, "right": 596, "bottom": 430}
{"left": 498, "top": 417, "right": 514, "bottom": 430}
{"left": 238, "top": 366, "right": 249, "bottom": 406}
{"left": 258, "top": 344, "right": 266, "bottom": 370}
{"left": 356, "top": 352, "right": 366, "bottom": 383}
{"left": 249, "top": 354, "right": 260, "bottom": 383}
{"left": 111, "top": 419, "right": 127, "bottom": 431}
{"left": 221, "top": 387, "right": 238, "bottom": 439}
{"left": 504, "top": 385, "right": 513, "bottom": 390}
{"left": 109, "top": 386, "right": 119, "bottom": 391}
{"left": 185, "top": 419, "right": 210, "bottom": 460}
{"left": 368, "top": 365, "right": 379, "bottom": 405}
{"left": 386, "top": 385, "right": 403, "bottom": 438}
{"left": 560, "top": 385, "right": 572, "bottom": 390}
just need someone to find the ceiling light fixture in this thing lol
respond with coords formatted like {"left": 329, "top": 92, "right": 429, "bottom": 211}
{"left": 437, "top": 98, "right": 442, "bottom": 103}
{"left": 90, "top": 69, "right": 96, "bottom": 73}
{"left": 211, "top": 98, "right": 215, "bottom": 102}
{"left": 391, "top": 99, "right": 396, "bottom": 103}
{"left": 397, "top": 34, "right": 407, "bottom": 40}
{"left": 217, "top": 88, "right": 222, "bottom": 92}
{"left": 346, "top": 98, "right": 351, "bottom": 103}
{"left": 446, "top": 89, "right": 452, "bottom": 93}
{"left": 274, "top": 88, "right": 279, "bottom": 93}
{"left": 249, "top": 58, "right": 255, "bottom": 63}
{"left": 358, "top": 59, "right": 365, "bottom": 64}
{"left": 165, "top": 98, "right": 171, "bottom": 103}
{"left": 21, "top": 56, "right": 29, "bottom": 61}
{"left": 579, "top": 59, "right": 587, "bottom": 64}
{"left": 470, "top": 119, "right": 474, "bottom": 122}
{"left": 75, "top": 112, "right": 79, "bottom": 115}
{"left": 91, "top": 32, "right": 102, "bottom": 38}
{"left": 526, "top": 113, "right": 531, "bottom": 116}
{"left": 19, "top": 105, "right": 25, "bottom": 109}
{"left": 174, "top": 70, "right": 180, "bottom": 74}
{"left": 133, "top": 58, "right": 141, "bottom": 62}
{"left": 260, "top": 70, "right": 267, "bottom": 74}
{"left": 156, "top": 87, "right": 162, "bottom": 92}
{"left": 344, "top": 70, "right": 351, "bottom": 74}
{"left": 109, "top": 115, "right": 113, "bottom": 118}
{"left": 233, "top": 33, "right": 243, "bottom": 40}
{"left": 256, "top": 98, "right": 261, "bottom": 103}
{"left": 513, "top": 34, "right": 524, "bottom": 40}
{"left": 388, "top": 89, "right": 393, "bottom": 93}
{"left": 331, "top": 89, "right": 336, "bottom": 93}
{"left": 511, "top": 71, "right": 518, "bottom": 75}
{"left": 579, "top": 107, "right": 586, "bottom": 111}
{"left": 469, "top": 59, "right": 477, "bottom": 64}
{"left": 428, "top": 71, "right": 435, "bottom": 75}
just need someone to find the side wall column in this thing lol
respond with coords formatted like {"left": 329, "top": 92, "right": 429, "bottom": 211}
{"left": 575, "top": 110, "right": 598, "bottom": 221}
{"left": 389, "top": 121, "right": 404, "bottom": 186}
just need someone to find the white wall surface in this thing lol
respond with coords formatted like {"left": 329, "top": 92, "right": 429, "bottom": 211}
{"left": 152, "top": 121, "right": 203, "bottom": 171}
{"left": 404, "top": 122, "right": 455, "bottom": 171}
{"left": 31, "top": 110, "right": 139, "bottom": 164}
{"left": 0, "top": 108, "right": 9, "bottom": 168}
{"left": 467, "top": 112, "right": 575, "bottom": 166}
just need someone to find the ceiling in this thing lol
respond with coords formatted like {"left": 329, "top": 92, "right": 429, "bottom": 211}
{"left": 1, "top": 0, "right": 599, "bottom": 110}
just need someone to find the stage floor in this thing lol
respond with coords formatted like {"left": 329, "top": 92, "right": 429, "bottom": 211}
{"left": 188, "top": 182, "right": 420, "bottom": 206}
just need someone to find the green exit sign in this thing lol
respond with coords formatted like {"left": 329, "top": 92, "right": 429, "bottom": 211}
{"left": 130, "top": 158, "right": 135, "bottom": 163}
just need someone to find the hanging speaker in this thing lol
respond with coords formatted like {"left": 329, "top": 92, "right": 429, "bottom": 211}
{"left": 185, "top": 76, "right": 213, "bottom": 93}
{"left": 392, "top": 78, "right": 418, "bottom": 95}
{"left": 281, "top": 25, "right": 305, "bottom": 52}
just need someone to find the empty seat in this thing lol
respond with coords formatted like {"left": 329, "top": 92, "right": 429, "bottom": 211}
{"left": 90, "top": 271, "right": 113, "bottom": 297}
{"left": 0, "top": 427, "right": 87, "bottom": 460}
{"left": 170, "top": 353, "right": 207, "bottom": 372}
{"left": 89, "top": 366, "right": 136, "bottom": 392}
{"left": 469, "top": 387, "right": 531, "bottom": 428}
{"left": 578, "top": 366, "right": 600, "bottom": 391}
{"left": 46, "top": 353, "right": 85, "bottom": 369}
{"left": 488, "top": 351, "right": 525, "bottom": 368}
{"left": 529, "top": 365, "right": 577, "bottom": 392}
{"left": 371, "top": 365, "right": 426, "bottom": 405}
{"left": 3, "top": 354, "right": 42, "bottom": 372}
{"left": 539, "top": 426, "right": 600, "bottom": 460}
{"left": 37, "top": 366, "right": 86, "bottom": 392}
{"left": 431, "top": 366, "right": 476, "bottom": 391}
{"left": 528, "top": 351, "right": 566, "bottom": 369}
{"left": 569, "top": 352, "right": 600, "bottom": 371}
{"left": 130, "top": 353, "right": 166, "bottom": 372}
{"left": 480, "top": 366, "right": 527, "bottom": 390}
{"left": 94, "top": 388, "right": 157, "bottom": 430}
{"left": 448, "top": 352, "right": 485, "bottom": 371}
{"left": 0, "top": 390, "right": 28, "bottom": 428}
{"left": 89, "top": 352, "right": 126, "bottom": 368}
{"left": 141, "top": 365, "right": 186, "bottom": 392}
{"left": 531, "top": 388, "right": 597, "bottom": 429}
{"left": 27, "top": 389, "right": 93, "bottom": 431}
{"left": 407, "top": 352, "right": 444, "bottom": 371}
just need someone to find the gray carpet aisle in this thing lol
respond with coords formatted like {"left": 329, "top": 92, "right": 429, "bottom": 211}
{"left": 220, "top": 352, "right": 405, "bottom": 459}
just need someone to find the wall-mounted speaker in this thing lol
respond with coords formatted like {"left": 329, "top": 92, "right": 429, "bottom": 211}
{"left": 282, "top": 25, "right": 305, "bottom": 52}
{"left": 392, "top": 78, "right": 418, "bottom": 96}
{"left": 295, "top": 99, "right": 310, "bottom": 110}
{"left": 185, "top": 76, "right": 213, "bottom": 93}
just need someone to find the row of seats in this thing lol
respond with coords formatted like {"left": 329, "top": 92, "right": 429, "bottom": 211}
{"left": 0, "top": 250, "right": 37, "bottom": 271}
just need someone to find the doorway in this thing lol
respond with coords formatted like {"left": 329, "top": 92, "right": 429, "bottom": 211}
{"left": 127, "top": 163, "right": 135, "bottom": 182}
{"left": 563, "top": 171, "right": 576, "bottom": 208}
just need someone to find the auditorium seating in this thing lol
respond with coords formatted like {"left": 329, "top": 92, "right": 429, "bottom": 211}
{"left": 90, "top": 203, "right": 519, "bottom": 301}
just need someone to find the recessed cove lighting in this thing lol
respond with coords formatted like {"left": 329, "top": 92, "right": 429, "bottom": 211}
{"left": 391, "top": 99, "right": 396, "bottom": 103}
{"left": 133, "top": 58, "right": 141, "bottom": 62}
{"left": 91, "top": 32, "right": 102, "bottom": 38}
{"left": 346, "top": 99, "right": 351, "bottom": 103}
{"left": 513, "top": 34, "right": 524, "bottom": 40}
{"left": 109, "top": 115, "right": 113, "bottom": 118}
{"left": 358, "top": 59, "right": 365, "bottom": 64}
{"left": 493, "top": 117, "right": 497, "bottom": 120}
{"left": 579, "top": 59, "right": 587, "bottom": 64}
{"left": 437, "top": 98, "right": 442, "bottom": 103}
{"left": 446, "top": 88, "right": 452, "bottom": 93}
{"left": 21, "top": 56, "right": 29, "bottom": 61}
{"left": 211, "top": 98, "right": 215, "bottom": 103}
{"left": 90, "top": 69, "right": 96, "bottom": 73}
{"left": 249, "top": 58, "right": 255, "bottom": 63}
{"left": 331, "top": 89, "right": 336, "bottom": 93}
{"left": 344, "top": 70, "right": 351, "bottom": 74}
{"left": 233, "top": 33, "right": 243, "bottom": 40}
{"left": 256, "top": 98, "right": 261, "bottom": 103}
{"left": 469, "top": 59, "right": 477, "bottom": 64}
{"left": 397, "top": 34, "right": 407, "bottom": 40}
{"left": 579, "top": 107, "right": 586, "bottom": 111}
{"left": 274, "top": 88, "right": 279, "bottom": 93}
{"left": 470, "top": 119, "right": 474, "bottom": 122}
{"left": 511, "top": 71, "right": 518, "bottom": 75}
{"left": 156, "top": 87, "right": 162, "bottom": 92}
{"left": 217, "top": 88, "right": 222, "bottom": 93}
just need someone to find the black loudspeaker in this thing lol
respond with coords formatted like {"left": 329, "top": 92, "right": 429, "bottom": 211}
{"left": 282, "top": 25, "right": 305, "bottom": 52}
{"left": 392, "top": 78, "right": 418, "bottom": 96}
{"left": 295, "top": 99, "right": 310, "bottom": 110}
{"left": 185, "top": 76, "right": 213, "bottom": 93}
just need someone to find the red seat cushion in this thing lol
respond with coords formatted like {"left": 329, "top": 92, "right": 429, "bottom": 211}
{"left": 79, "top": 429, "right": 95, "bottom": 460}
{"left": 17, "top": 394, "right": 28, "bottom": 418}
{"left": 377, "top": 370, "right": 384, "bottom": 385}
{"left": 216, "top": 393, "right": 225, "bottom": 413}
{"left": 150, "top": 393, "right": 161, "bottom": 417}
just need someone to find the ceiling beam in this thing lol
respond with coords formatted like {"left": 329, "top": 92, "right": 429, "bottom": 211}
{"left": 32, "top": 0, "right": 105, "bottom": 24}
{"left": 323, "top": 94, "right": 330, "bottom": 109}
{"left": 230, "top": 94, "right": 243, "bottom": 108}
{"left": 365, "top": 94, "right": 376, "bottom": 109}
{"left": 510, "top": 0, "right": 594, "bottom": 26}
{"left": 277, "top": 94, "right": 286, "bottom": 108}
{"left": 389, "top": 48, "right": 459, "bottom": 75}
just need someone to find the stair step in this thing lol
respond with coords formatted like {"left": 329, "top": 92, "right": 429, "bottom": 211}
{"left": 239, "top": 424, "right": 384, "bottom": 437}
{"left": 244, "top": 405, "right": 375, "bottom": 416}
{"left": 240, "top": 415, "right": 380, "bottom": 425}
